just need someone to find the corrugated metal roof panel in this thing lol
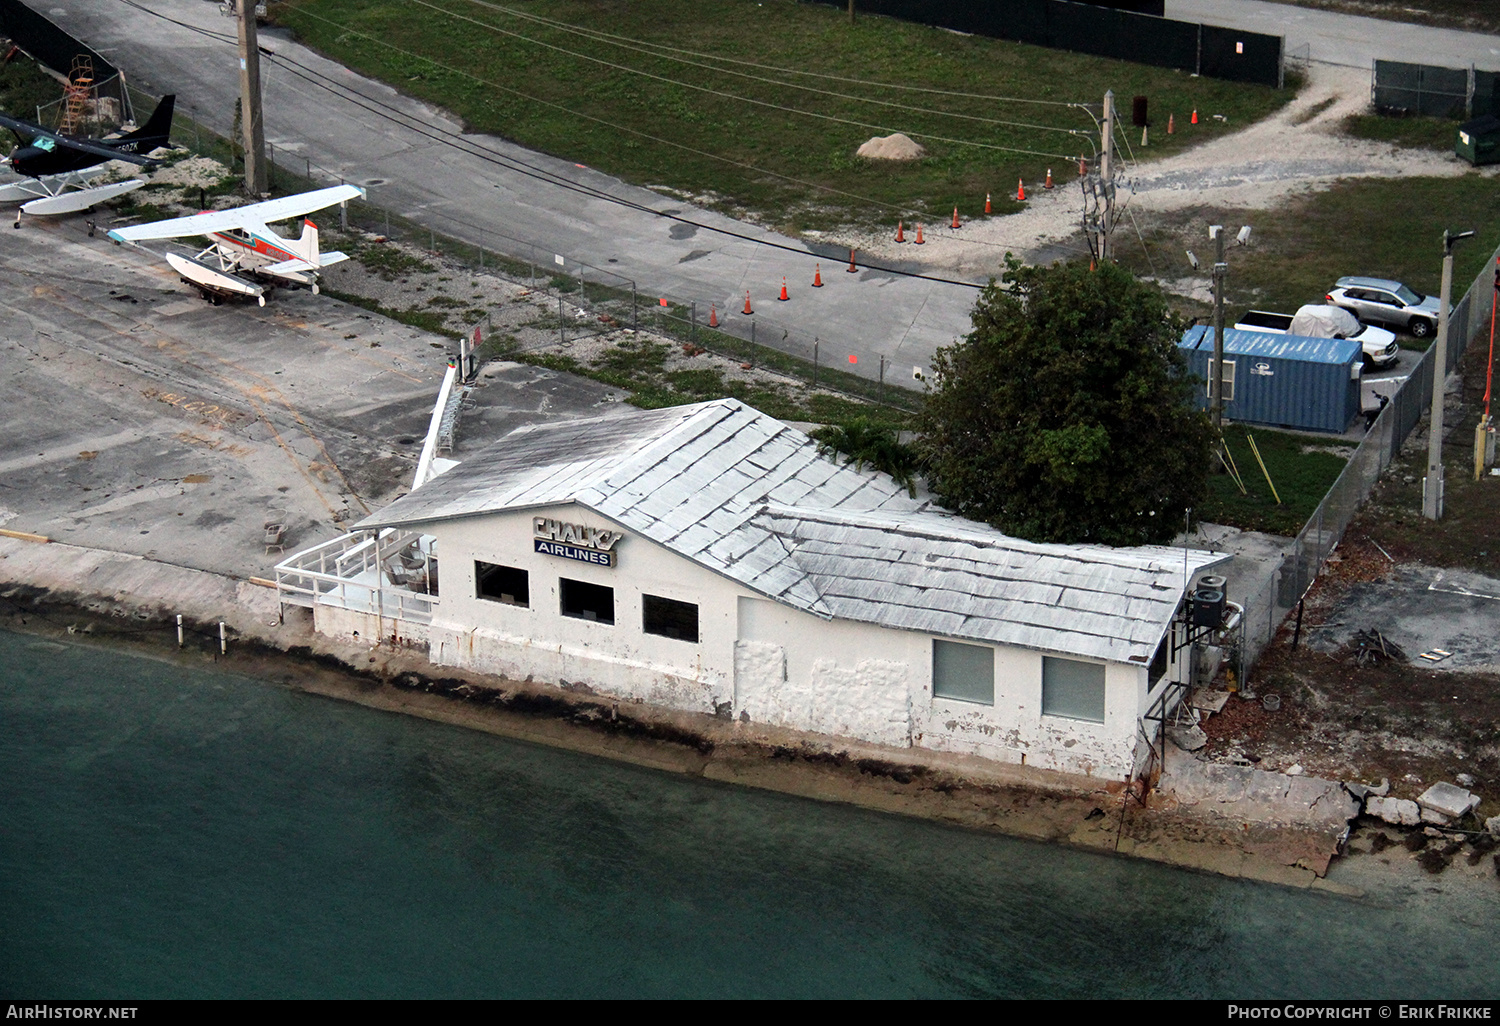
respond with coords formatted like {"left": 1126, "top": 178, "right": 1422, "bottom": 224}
{"left": 352, "top": 399, "right": 1227, "bottom": 663}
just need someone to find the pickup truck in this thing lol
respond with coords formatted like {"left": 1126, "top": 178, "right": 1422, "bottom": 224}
{"left": 1234, "top": 305, "right": 1400, "bottom": 369}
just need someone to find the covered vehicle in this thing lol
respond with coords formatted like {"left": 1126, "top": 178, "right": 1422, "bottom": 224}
{"left": 1234, "top": 304, "right": 1399, "bottom": 369}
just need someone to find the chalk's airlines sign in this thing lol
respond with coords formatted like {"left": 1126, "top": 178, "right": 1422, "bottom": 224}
{"left": 533, "top": 517, "right": 622, "bottom": 568}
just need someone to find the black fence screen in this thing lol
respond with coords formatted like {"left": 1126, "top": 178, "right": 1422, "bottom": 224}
{"left": 813, "top": 0, "right": 1282, "bottom": 86}
{"left": 0, "top": 0, "right": 116, "bottom": 79}
{"left": 1374, "top": 59, "right": 1480, "bottom": 119}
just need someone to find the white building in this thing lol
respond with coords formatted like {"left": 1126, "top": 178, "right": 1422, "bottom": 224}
{"left": 276, "top": 399, "right": 1229, "bottom": 781}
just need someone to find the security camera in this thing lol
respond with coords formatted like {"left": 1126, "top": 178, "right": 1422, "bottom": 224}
{"left": 1237, "top": 225, "right": 1252, "bottom": 245}
{"left": 1186, "top": 250, "right": 1200, "bottom": 270}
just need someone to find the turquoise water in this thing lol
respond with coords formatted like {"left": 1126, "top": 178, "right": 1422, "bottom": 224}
{"left": 1, "top": 629, "right": 1496, "bottom": 999}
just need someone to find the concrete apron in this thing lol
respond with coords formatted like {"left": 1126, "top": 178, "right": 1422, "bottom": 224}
{"left": 0, "top": 534, "right": 1360, "bottom": 892}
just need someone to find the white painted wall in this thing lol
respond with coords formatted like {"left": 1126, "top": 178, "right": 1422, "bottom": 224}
{"left": 322, "top": 504, "right": 1170, "bottom": 781}
{"left": 424, "top": 505, "right": 741, "bottom": 714}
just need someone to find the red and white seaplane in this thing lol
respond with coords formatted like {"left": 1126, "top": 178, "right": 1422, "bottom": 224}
{"left": 106, "top": 184, "right": 364, "bottom": 305}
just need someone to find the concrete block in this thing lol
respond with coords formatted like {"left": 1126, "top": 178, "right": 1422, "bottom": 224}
{"left": 1420, "top": 806, "right": 1452, "bottom": 826}
{"left": 1417, "top": 782, "right": 1479, "bottom": 819}
{"left": 1366, "top": 795, "right": 1420, "bottom": 826}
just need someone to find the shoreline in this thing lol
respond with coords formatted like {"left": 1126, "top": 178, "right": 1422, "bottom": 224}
{"left": 0, "top": 532, "right": 1456, "bottom": 894}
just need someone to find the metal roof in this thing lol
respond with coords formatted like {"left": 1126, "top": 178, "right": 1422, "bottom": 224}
{"left": 1180, "top": 325, "right": 1362, "bottom": 365}
{"left": 357, "top": 399, "right": 1226, "bottom": 664}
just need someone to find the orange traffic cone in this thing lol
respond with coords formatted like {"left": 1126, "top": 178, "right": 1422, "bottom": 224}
{"left": 1016, "top": 179, "right": 1025, "bottom": 202}
{"left": 743, "top": 291, "right": 753, "bottom": 315}
{"left": 847, "top": 249, "right": 858, "bottom": 273}
{"left": 778, "top": 277, "right": 789, "bottom": 302}
{"left": 895, "top": 220, "right": 905, "bottom": 243}
{"left": 951, "top": 207, "right": 961, "bottom": 229}
{"left": 1078, "top": 157, "right": 1088, "bottom": 176}
{"left": 1191, "top": 108, "right": 1198, "bottom": 125}
{"left": 914, "top": 224, "right": 925, "bottom": 245}
{"left": 1090, "top": 258, "right": 1097, "bottom": 272}
{"left": 984, "top": 192, "right": 992, "bottom": 214}
{"left": 1044, "top": 168, "right": 1054, "bottom": 190}
{"left": 1167, "top": 113, "right": 1175, "bottom": 134}
{"left": 709, "top": 304, "right": 718, "bottom": 328}
{"left": 812, "top": 264, "right": 824, "bottom": 288}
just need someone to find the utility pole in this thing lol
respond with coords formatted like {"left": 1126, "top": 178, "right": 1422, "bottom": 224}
{"left": 1210, "top": 225, "right": 1227, "bottom": 431}
{"left": 236, "top": 0, "right": 267, "bottom": 197}
{"left": 1099, "top": 90, "right": 1115, "bottom": 265}
{"left": 848, "top": 0, "right": 856, "bottom": 23}
{"left": 1423, "top": 227, "right": 1475, "bottom": 519}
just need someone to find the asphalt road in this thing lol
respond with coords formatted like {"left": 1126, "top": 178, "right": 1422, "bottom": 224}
{"left": 50, "top": 0, "right": 982, "bottom": 383}
{"left": 1168, "top": 0, "right": 1500, "bottom": 69}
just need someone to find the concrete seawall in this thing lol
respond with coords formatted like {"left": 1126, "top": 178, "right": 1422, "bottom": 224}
{"left": 0, "top": 533, "right": 1360, "bottom": 891}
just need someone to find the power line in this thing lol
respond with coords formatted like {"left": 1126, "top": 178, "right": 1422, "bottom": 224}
{"left": 419, "top": 0, "right": 1093, "bottom": 140}
{"left": 458, "top": 0, "right": 1090, "bottom": 109}
{"left": 258, "top": 49, "right": 985, "bottom": 288}
{"left": 319, "top": 0, "right": 1084, "bottom": 160}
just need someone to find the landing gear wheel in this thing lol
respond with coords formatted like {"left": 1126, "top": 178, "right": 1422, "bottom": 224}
{"left": 1410, "top": 317, "right": 1433, "bottom": 339}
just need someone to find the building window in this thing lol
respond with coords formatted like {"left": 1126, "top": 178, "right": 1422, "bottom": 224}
{"left": 932, "top": 639, "right": 993, "bottom": 705}
{"left": 643, "top": 594, "right": 698, "bottom": 642}
{"left": 1205, "top": 359, "right": 1236, "bottom": 402}
{"left": 475, "top": 561, "right": 529, "bottom": 607}
{"left": 1042, "top": 657, "right": 1106, "bottom": 723}
{"left": 560, "top": 577, "right": 614, "bottom": 624}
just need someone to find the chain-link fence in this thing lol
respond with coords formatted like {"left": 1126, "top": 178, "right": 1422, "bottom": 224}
{"left": 1373, "top": 59, "right": 1498, "bottom": 119}
{"left": 1243, "top": 238, "right": 1500, "bottom": 669}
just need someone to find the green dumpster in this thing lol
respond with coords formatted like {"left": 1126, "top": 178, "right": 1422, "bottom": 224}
{"left": 1457, "top": 114, "right": 1500, "bottom": 166}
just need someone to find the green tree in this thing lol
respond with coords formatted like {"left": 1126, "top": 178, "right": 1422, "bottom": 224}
{"left": 919, "top": 259, "right": 1212, "bottom": 546}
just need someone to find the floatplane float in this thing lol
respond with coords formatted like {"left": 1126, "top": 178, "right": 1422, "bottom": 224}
{"left": 107, "top": 184, "right": 365, "bottom": 305}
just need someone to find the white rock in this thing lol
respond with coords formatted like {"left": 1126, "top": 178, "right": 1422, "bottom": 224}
{"left": 1421, "top": 806, "right": 1452, "bottom": 826}
{"left": 1417, "top": 782, "right": 1479, "bottom": 819}
{"left": 1286, "top": 763, "right": 1304, "bottom": 776}
{"left": 1485, "top": 815, "right": 1500, "bottom": 838}
{"left": 1367, "top": 796, "right": 1421, "bottom": 826}
{"left": 1456, "top": 773, "right": 1475, "bottom": 787}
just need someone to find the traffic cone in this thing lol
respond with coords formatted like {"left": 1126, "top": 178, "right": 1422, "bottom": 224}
{"left": 778, "top": 277, "right": 789, "bottom": 301}
{"left": 709, "top": 303, "right": 718, "bottom": 328}
{"left": 1191, "top": 108, "right": 1198, "bottom": 125}
{"left": 1167, "top": 113, "right": 1175, "bottom": 134}
{"left": 812, "top": 264, "right": 824, "bottom": 287}
{"left": 847, "top": 249, "right": 857, "bottom": 273}
{"left": 1044, "top": 168, "right": 1054, "bottom": 190}
{"left": 914, "top": 224, "right": 925, "bottom": 245}
{"left": 895, "top": 220, "right": 905, "bottom": 243}
{"left": 951, "top": 207, "right": 961, "bottom": 229}
{"left": 1078, "top": 156, "right": 1088, "bottom": 176}
{"left": 1016, "top": 179, "right": 1025, "bottom": 202}
{"left": 743, "top": 291, "right": 753, "bottom": 315}
{"left": 984, "top": 192, "right": 992, "bottom": 214}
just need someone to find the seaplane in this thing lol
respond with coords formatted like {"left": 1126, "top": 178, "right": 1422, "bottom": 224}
{"left": 106, "top": 184, "right": 365, "bottom": 306}
{"left": 0, "top": 94, "right": 174, "bottom": 225}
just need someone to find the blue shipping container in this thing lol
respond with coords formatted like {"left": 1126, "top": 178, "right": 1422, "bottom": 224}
{"left": 1178, "top": 326, "right": 1362, "bottom": 434}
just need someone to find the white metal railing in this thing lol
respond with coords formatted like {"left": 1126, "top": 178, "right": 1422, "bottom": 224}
{"left": 275, "top": 530, "right": 438, "bottom": 624}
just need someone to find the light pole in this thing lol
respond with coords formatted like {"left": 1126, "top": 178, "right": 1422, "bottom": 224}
{"left": 1188, "top": 224, "right": 1251, "bottom": 431}
{"left": 1423, "top": 228, "right": 1475, "bottom": 520}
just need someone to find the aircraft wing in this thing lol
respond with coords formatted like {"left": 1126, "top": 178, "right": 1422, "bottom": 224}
{"left": 0, "top": 112, "right": 155, "bottom": 166}
{"left": 106, "top": 184, "right": 365, "bottom": 243}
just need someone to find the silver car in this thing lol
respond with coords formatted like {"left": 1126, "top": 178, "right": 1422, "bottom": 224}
{"left": 1327, "top": 276, "right": 1441, "bottom": 339}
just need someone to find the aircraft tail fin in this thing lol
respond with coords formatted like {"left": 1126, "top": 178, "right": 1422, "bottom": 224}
{"left": 293, "top": 219, "right": 322, "bottom": 266}
{"left": 124, "top": 94, "right": 175, "bottom": 149}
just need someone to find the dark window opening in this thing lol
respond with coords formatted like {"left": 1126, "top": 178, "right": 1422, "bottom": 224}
{"left": 475, "top": 561, "right": 528, "bottom": 607}
{"left": 643, "top": 594, "right": 699, "bottom": 642}
{"left": 560, "top": 577, "right": 614, "bottom": 625}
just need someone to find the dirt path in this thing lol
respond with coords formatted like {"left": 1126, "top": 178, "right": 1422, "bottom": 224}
{"left": 847, "top": 63, "right": 1472, "bottom": 277}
